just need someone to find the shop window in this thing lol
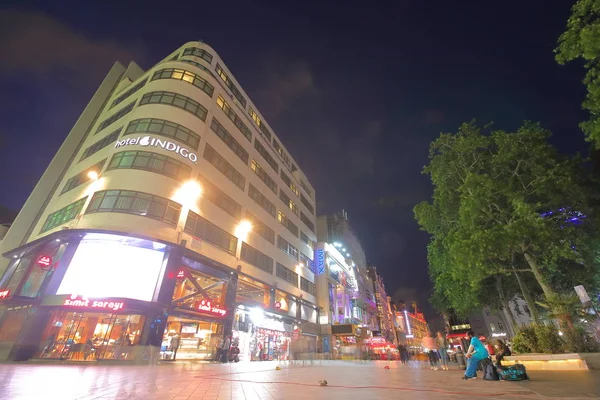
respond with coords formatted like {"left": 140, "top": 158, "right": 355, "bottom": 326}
{"left": 38, "top": 310, "right": 145, "bottom": 360}
{"left": 162, "top": 317, "right": 221, "bottom": 360}
{"left": 236, "top": 277, "right": 270, "bottom": 308}
{"left": 0, "top": 307, "right": 29, "bottom": 342}
{"left": 274, "top": 291, "right": 291, "bottom": 312}
{"left": 19, "top": 242, "right": 68, "bottom": 298}
{"left": 171, "top": 268, "right": 227, "bottom": 314}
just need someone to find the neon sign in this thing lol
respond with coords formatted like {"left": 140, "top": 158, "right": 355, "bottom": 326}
{"left": 37, "top": 255, "right": 52, "bottom": 268}
{"left": 0, "top": 289, "right": 10, "bottom": 299}
{"left": 198, "top": 300, "right": 226, "bottom": 316}
{"left": 274, "top": 302, "right": 282, "bottom": 309}
{"left": 177, "top": 270, "right": 185, "bottom": 278}
{"left": 63, "top": 295, "right": 124, "bottom": 311}
{"left": 316, "top": 249, "right": 325, "bottom": 275}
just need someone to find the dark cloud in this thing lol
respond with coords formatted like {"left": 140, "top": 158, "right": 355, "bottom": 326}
{"left": 0, "top": 10, "right": 142, "bottom": 81}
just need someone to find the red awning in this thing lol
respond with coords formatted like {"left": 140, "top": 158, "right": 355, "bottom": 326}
{"left": 446, "top": 333, "right": 467, "bottom": 339}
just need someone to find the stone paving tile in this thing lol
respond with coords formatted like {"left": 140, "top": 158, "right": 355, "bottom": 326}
{"left": 0, "top": 360, "right": 599, "bottom": 399}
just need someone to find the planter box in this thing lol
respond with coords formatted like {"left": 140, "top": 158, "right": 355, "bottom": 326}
{"left": 503, "top": 353, "right": 600, "bottom": 371}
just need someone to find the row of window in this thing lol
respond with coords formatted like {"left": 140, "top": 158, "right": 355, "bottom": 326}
{"left": 254, "top": 139, "right": 278, "bottom": 173}
{"left": 40, "top": 198, "right": 87, "bottom": 233}
{"left": 273, "top": 139, "right": 291, "bottom": 169}
{"left": 196, "top": 173, "right": 242, "bottom": 220}
{"left": 245, "top": 211, "right": 275, "bottom": 244}
{"left": 62, "top": 159, "right": 106, "bottom": 195}
{"left": 279, "top": 191, "right": 299, "bottom": 216}
{"left": 250, "top": 160, "right": 277, "bottom": 194}
{"left": 140, "top": 91, "right": 208, "bottom": 122}
{"left": 215, "top": 63, "right": 247, "bottom": 108}
{"left": 300, "top": 194, "right": 314, "bottom": 215}
{"left": 108, "top": 150, "right": 192, "bottom": 182}
{"left": 80, "top": 129, "right": 121, "bottom": 161}
{"left": 277, "top": 211, "right": 299, "bottom": 237}
{"left": 277, "top": 235, "right": 298, "bottom": 260}
{"left": 248, "top": 106, "right": 272, "bottom": 142}
{"left": 276, "top": 263, "right": 298, "bottom": 286}
{"left": 248, "top": 184, "right": 276, "bottom": 218}
{"left": 203, "top": 144, "right": 246, "bottom": 190}
{"left": 300, "top": 276, "right": 316, "bottom": 296}
{"left": 209, "top": 118, "right": 249, "bottom": 164}
{"left": 182, "top": 47, "right": 213, "bottom": 64}
{"left": 124, "top": 117, "right": 201, "bottom": 150}
{"left": 280, "top": 171, "right": 300, "bottom": 197}
{"left": 300, "top": 212, "right": 315, "bottom": 233}
{"left": 216, "top": 95, "right": 252, "bottom": 142}
{"left": 96, "top": 102, "right": 135, "bottom": 133}
{"left": 87, "top": 190, "right": 181, "bottom": 225}
{"left": 184, "top": 210, "right": 238, "bottom": 255}
{"left": 112, "top": 79, "right": 147, "bottom": 108}
{"left": 241, "top": 242, "right": 273, "bottom": 274}
{"left": 151, "top": 68, "right": 214, "bottom": 98}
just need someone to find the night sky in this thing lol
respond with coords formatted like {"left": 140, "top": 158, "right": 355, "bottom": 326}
{"left": 0, "top": 0, "right": 589, "bottom": 326}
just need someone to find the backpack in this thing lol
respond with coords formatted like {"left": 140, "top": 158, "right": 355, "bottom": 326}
{"left": 481, "top": 358, "right": 499, "bottom": 381}
{"left": 498, "top": 364, "right": 529, "bottom": 381}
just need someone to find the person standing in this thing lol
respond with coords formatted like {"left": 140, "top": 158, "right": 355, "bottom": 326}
{"left": 421, "top": 332, "right": 439, "bottom": 370}
{"left": 170, "top": 333, "right": 181, "bottom": 361}
{"left": 463, "top": 331, "right": 489, "bottom": 380}
{"left": 436, "top": 332, "right": 450, "bottom": 370}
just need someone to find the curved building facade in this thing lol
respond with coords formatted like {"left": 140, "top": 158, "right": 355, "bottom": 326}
{"left": 0, "top": 42, "right": 318, "bottom": 362}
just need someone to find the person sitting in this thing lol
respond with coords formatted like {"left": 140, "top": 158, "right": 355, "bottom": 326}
{"left": 463, "top": 331, "right": 489, "bottom": 380}
{"left": 495, "top": 339, "right": 511, "bottom": 367}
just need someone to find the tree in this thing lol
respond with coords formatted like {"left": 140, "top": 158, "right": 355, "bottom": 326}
{"left": 415, "top": 121, "right": 600, "bottom": 325}
{"left": 555, "top": 0, "right": 600, "bottom": 146}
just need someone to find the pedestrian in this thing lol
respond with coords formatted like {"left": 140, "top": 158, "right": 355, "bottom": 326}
{"left": 436, "top": 331, "right": 450, "bottom": 370}
{"left": 495, "top": 339, "right": 511, "bottom": 367}
{"left": 422, "top": 332, "right": 440, "bottom": 370}
{"left": 221, "top": 335, "right": 231, "bottom": 363}
{"left": 170, "top": 333, "right": 181, "bottom": 361}
{"left": 463, "top": 331, "right": 489, "bottom": 380}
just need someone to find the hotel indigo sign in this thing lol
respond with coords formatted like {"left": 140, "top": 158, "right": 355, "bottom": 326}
{"left": 114, "top": 136, "right": 198, "bottom": 163}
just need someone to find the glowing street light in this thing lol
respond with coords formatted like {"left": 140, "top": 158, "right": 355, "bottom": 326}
{"left": 235, "top": 220, "right": 252, "bottom": 240}
{"left": 87, "top": 170, "right": 99, "bottom": 181}
{"left": 173, "top": 180, "right": 202, "bottom": 209}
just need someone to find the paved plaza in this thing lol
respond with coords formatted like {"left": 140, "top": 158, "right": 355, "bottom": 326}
{"left": 0, "top": 360, "right": 599, "bottom": 400}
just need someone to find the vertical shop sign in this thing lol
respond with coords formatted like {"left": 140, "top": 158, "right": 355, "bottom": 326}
{"left": 316, "top": 249, "right": 325, "bottom": 275}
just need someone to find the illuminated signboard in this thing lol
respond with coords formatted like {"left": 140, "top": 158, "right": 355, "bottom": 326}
{"left": 274, "top": 302, "right": 282, "bottom": 309}
{"left": 177, "top": 270, "right": 185, "bottom": 278}
{"left": 114, "top": 136, "right": 198, "bottom": 163}
{"left": 316, "top": 249, "right": 325, "bottom": 275}
{"left": 37, "top": 255, "right": 52, "bottom": 268}
{"left": 198, "top": 300, "right": 226, "bottom": 316}
{"left": 0, "top": 289, "right": 10, "bottom": 299}
{"left": 404, "top": 310, "right": 412, "bottom": 335}
{"left": 63, "top": 295, "right": 124, "bottom": 311}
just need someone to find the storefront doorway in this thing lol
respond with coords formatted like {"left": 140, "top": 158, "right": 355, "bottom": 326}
{"left": 37, "top": 310, "right": 145, "bottom": 361}
{"left": 161, "top": 315, "right": 222, "bottom": 360}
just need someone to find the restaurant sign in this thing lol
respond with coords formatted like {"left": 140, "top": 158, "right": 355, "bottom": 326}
{"left": 198, "top": 300, "right": 227, "bottom": 316}
{"left": 63, "top": 294, "right": 125, "bottom": 311}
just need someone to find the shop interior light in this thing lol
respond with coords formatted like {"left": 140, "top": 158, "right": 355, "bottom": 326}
{"left": 250, "top": 307, "right": 265, "bottom": 324}
{"left": 87, "top": 170, "right": 99, "bottom": 181}
{"left": 334, "top": 242, "right": 342, "bottom": 247}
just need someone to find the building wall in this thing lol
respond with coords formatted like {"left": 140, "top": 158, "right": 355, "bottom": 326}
{"left": 1, "top": 42, "right": 318, "bottom": 305}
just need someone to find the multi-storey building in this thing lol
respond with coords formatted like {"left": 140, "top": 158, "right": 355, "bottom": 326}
{"left": 315, "top": 211, "right": 378, "bottom": 357}
{"left": 367, "top": 266, "right": 395, "bottom": 344}
{"left": 0, "top": 42, "right": 318, "bottom": 362}
{"left": 394, "top": 302, "right": 429, "bottom": 350}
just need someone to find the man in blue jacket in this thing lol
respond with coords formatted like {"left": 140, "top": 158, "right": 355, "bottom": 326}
{"left": 463, "top": 331, "right": 489, "bottom": 380}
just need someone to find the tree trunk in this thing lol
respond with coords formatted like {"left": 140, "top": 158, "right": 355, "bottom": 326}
{"left": 495, "top": 275, "right": 519, "bottom": 329}
{"left": 522, "top": 251, "right": 557, "bottom": 298}
{"left": 514, "top": 270, "right": 540, "bottom": 323}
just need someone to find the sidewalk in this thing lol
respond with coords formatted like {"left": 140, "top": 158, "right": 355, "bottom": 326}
{"left": 0, "top": 360, "right": 598, "bottom": 399}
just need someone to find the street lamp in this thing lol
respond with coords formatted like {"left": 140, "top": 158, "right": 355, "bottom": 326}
{"left": 174, "top": 180, "right": 202, "bottom": 210}
{"left": 87, "top": 170, "right": 99, "bottom": 181}
{"left": 235, "top": 220, "right": 252, "bottom": 241}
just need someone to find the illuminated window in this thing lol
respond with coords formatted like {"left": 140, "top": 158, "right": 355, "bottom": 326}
{"left": 139, "top": 91, "right": 207, "bottom": 122}
{"left": 300, "top": 252, "right": 313, "bottom": 269}
{"left": 248, "top": 106, "right": 272, "bottom": 141}
{"left": 111, "top": 79, "right": 147, "bottom": 108}
{"left": 96, "top": 102, "right": 135, "bottom": 133}
{"left": 277, "top": 211, "right": 299, "bottom": 237}
{"left": 236, "top": 277, "right": 270, "bottom": 307}
{"left": 216, "top": 95, "right": 252, "bottom": 141}
{"left": 210, "top": 118, "right": 249, "bottom": 163}
{"left": 203, "top": 144, "right": 245, "bottom": 190}
{"left": 280, "top": 171, "right": 300, "bottom": 196}
{"left": 41, "top": 197, "right": 87, "bottom": 233}
{"left": 62, "top": 159, "right": 107, "bottom": 194}
{"left": 151, "top": 68, "right": 214, "bottom": 98}
{"left": 81, "top": 128, "right": 121, "bottom": 161}
{"left": 241, "top": 242, "right": 273, "bottom": 273}
{"left": 248, "top": 183, "right": 276, "bottom": 217}
{"left": 277, "top": 235, "right": 298, "bottom": 260}
{"left": 251, "top": 160, "right": 277, "bottom": 193}
{"left": 196, "top": 173, "right": 242, "bottom": 219}
{"left": 125, "top": 118, "right": 200, "bottom": 150}
{"left": 215, "top": 63, "right": 247, "bottom": 107}
{"left": 276, "top": 263, "right": 298, "bottom": 286}
{"left": 108, "top": 150, "right": 192, "bottom": 182}
{"left": 182, "top": 47, "right": 213, "bottom": 64}
{"left": 279, "top": 191, "right": 299, "bottom": 216}
{"left": 184, "top": 211, "right": 237, "bottom": 255}
{"left": 86, "top": 190, "right": 181, "bottom": 225}
{"left": 254, "top": 139, "right": 279, "bottom": 173}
